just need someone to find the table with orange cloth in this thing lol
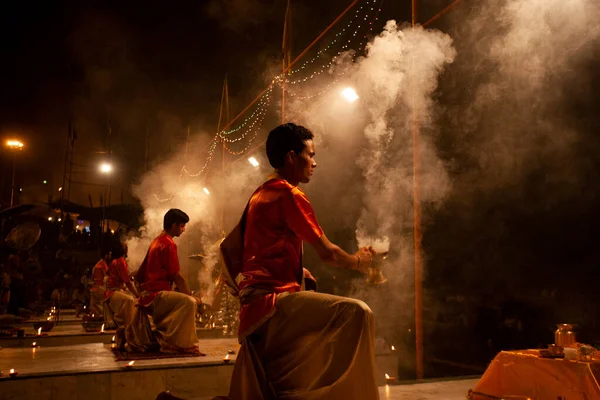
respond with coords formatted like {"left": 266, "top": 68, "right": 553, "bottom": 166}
{"left": 469, "top": 349, "right": 600, "bottom": 400}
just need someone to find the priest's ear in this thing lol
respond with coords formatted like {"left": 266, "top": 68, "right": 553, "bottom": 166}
{"left": 285, "top": 149, "right": 296, "bottom": 165}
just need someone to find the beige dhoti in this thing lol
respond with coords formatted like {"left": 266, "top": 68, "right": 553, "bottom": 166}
{"left": 128, "top": 290, "right": 198, "bottom": 353}
{"left": 90, "top": 288, "right": 104, "bottom": 315}
{"left": 229, "top": 291, "right": 379, "bottom": 400}
{"left": 104, "top": 290, "right": 136, "bottom": 350}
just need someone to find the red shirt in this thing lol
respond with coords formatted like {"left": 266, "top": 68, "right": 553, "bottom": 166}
{"left": 90, "top": 259, "right": 108, "bottom": 292}
{"left": 138, "top": 233, "right": 180, "bottom": 306}
{"left": 104, "top": 257, "right": 130, "bottom": 299}
{"left": 238, "top": 178, "right": 323, "bottom": 339}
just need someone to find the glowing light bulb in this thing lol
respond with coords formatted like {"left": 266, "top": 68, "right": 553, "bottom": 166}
{"left": 341, "top": 87, "right": 359, "bottom": 103}
{"left": 248, "top": 157, "right": 259, "bottom": 167}
{"left": 99, "top": 163, "right": 113, "bottom": 174}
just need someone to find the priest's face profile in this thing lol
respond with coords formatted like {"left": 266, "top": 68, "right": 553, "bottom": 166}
{"left": 290, "top": 139, "right": 316, "bottom": 184}
{"left": 171, "top": 223, "right": 186, "bottom": 237}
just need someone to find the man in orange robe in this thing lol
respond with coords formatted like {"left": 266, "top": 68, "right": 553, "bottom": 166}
{"left": 227, "top": 123, "right": 380, "bottom": 400}
{"left": 130, "top": 209, "right": 201, "bottom": 353}
{"left": 104, "top": 242, "right": 139, "bottom": 350}
{"left": 90, "top": 247, "right": 110, "bottom": 319}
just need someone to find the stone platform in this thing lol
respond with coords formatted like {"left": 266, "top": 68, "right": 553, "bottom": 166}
{"left": 0, "top": 337, "right": 478, "bottom": 400}
{"left": 0, "top": 324, "right": 228, "bottom": 348}
{"left": 0, "top": 339, "right": 239, "bottom": 400}
{"left": 380, "top": 378, "right": 479, "bottom": 400}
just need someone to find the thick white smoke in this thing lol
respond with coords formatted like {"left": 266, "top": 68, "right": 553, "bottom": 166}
{"left": 352, "top": 22, "right": 456, "bottom": 252}
{"left": 456, "top": 0, "right": 600, "bottom": 191}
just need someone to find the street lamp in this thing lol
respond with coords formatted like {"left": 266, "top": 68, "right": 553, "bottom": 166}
{"left": 99, "top": 162, "right": 113, "bottom": 236}
{"left": 248, "top": 157, "right": 260, "bottom": 167}
{"left": 341, "top": 87, "right": 359, "bottom": 103}
{"left": 6, "top": 140, "right": 24, "bottom": 208}
{"left": 99, "top": 163, "right": 113, "bottom": 174}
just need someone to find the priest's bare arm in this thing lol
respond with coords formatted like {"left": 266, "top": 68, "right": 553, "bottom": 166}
{"left": 308, "top": 234, "right": 373, "bottom": 274}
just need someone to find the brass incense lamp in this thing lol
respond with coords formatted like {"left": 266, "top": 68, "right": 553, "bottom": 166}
{"left": 366, "top": 251, "right": 388, "bottom": 285}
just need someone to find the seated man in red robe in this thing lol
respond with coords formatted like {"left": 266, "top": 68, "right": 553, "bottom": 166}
{"left": 227, "top": 123, "right": 379, "bottom": 400}
{"left": 90, "top": 247, "right": 110, "bottom": 320}
{"left": 130, "top": 209, "right": 200, "bottom": 353}
{"left": 104, "top": 242, "right": 139, "bottom": 350}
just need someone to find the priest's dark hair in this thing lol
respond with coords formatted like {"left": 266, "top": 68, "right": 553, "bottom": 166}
{"left": 111, "top": 242, "right": 126, "bottom": 260}
{"left": 266, "top": 123, "right": 314, "bottom": 169}
{"left": 163, "top": 208, "right": 190, "bottom": 230}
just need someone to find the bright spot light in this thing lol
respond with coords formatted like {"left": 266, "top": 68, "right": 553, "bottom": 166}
{"left": 10, "top": 369, "right": 15, "bottom": 374}
{"left": 203, "top": 187, "right": 210, "bottom": 195}
{"left": 58, "top": 218, "right": 62, "bottom": 222}
{"left": 43, "top": 180, "right": 47, "bottom": 185}
{"left": 110, "top": 229, "right": 115, "bottom": 234}
{"left": 128, "top": 361, "right": 135, "bottom": 366}
{"left": 385, "top": 374, "right": 390, "bottom": 379}
{"left": 48, "top": 217, "right": 53, "bottom": 221}
{"left": 19, "top": 188, "right": 22, "bottom": 192}
{"left": 99, "top": 163, "right": 113, "bottom": 174}
{"left": 58, "top": 187, "right": 62, "bottom": 191}
{"left": 76, "top": 225, "right": 80, "bottom": 229}
{"left": 341, "top": 87, "right": 359, "bottom": 103}
{"left": 6, "top": 140, "right": 24, "bottom": 149}
{"left": 391, "top": 345, "right": 395, "bottom": 351}
{"left": 248, "top": 157, "right": 260, "bottom": 167}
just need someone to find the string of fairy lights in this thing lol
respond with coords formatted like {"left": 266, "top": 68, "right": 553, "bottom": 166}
{"left": 154, "top": 0, "right": 383, "bottom": 203}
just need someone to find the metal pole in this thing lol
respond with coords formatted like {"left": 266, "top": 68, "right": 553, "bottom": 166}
{"left": 412, "top": 0, "right": 424, "bottom": 381}
{"left": 60, "top": 125, "right": 70, "bottom": 218}
{"left": 67, "top": 136, "right": 75, "bottom": 202}
{"left": 10, "top": 152, "right": 16, "bottom": 208}
{"left": 282, "top": 0, "right": 292, "bottom": 123}
{"left": 217, "top": 76, "right": 230, "bottom": 235}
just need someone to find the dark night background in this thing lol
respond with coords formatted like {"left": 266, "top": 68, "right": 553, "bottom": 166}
{"left": 1, "top": 0, "right": 600, "bottom": 377}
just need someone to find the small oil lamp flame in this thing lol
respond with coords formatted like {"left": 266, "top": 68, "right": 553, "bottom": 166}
{"left": 9, "top": 368, "right": 17, "bottom": 377}
{"left": 37, "top": 327, "right": 42, "bottom": 336}
{"left": 32, "top": 342, "right": 37, "bottom": 348}
{"left": 385, "top": 373, "right": 396, "bottom": 384}
{"left": 223, "top": 354, "right": 231, "bottom": 364}
{"left": 100, "top": 324, "right": 105, "bottom": 333}
{"left": 391, "top": 345, "right": 395, "bottom": 351}
{"left": 128, "top": 361, "right": 135, "bottom": 367}
{"left": 47, "top": 317, "right": 51, "bottom": 321}
{"left": 111, "top": 335, "right": 116, "bottom": 343}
